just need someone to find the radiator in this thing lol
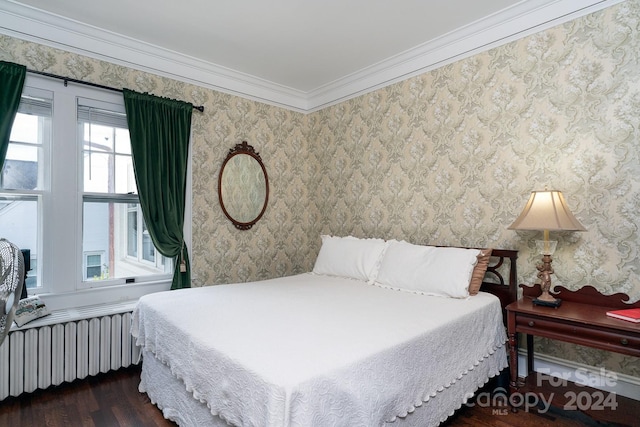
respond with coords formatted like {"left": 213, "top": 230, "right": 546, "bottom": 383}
{"left": 0, "top": 309, "right": 140, "bottom": 400}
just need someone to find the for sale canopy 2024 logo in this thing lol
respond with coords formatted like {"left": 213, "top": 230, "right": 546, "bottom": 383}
{"left": 466, "top": 367, "right": 619, "bottom": 415}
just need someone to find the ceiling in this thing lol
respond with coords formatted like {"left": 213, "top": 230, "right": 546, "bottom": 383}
{"left": 0, "top": 0, "right": 620, "bottom": 112}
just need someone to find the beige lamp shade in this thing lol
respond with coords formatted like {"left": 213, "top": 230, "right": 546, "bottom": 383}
{"left": 508, "top": 190, "right": 586, "bottom": 232}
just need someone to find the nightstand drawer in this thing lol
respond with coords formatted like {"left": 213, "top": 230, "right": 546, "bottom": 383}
{"left": 516, "top": 314, "right": 640, "bottom": 355}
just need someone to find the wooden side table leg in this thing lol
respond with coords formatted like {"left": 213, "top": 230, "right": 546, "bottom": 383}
{"left": 506, "top": 309, "right": 519, "bottom": 411}
{"left": 527, "top": 334, "right": 534, "bottom": 375}
{"left": 508, "top": 331, "right": 519, "bottom": 412}
{"left": 508, "top": 331, "right": 519, "bottom": 395}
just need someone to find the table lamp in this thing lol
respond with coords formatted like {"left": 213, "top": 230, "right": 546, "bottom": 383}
{"left": 508, "top": 189, "right": 586, "bottom": 307}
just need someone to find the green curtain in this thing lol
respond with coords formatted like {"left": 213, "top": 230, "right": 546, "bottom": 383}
{"left": 123, "top": 89, "right": 193, "bottom": 290}
{"left": 0, "top": 61, "right": 26, "bottom": 170}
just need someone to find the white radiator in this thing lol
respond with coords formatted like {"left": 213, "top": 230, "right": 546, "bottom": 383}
{"left": 0, "top": 307, "right": 140, "bottom": 400}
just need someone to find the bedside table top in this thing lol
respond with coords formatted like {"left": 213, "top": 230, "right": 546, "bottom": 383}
{"left": 507, "top": 296, "right": 640, "bottom": 334}
{"left": 506, "top": 284, "right": 640, "bottom": 359}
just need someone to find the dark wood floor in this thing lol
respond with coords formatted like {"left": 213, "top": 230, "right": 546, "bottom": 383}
{"left": 0, "top": 366, "right": 637, "bottom": 426}
{"left": 0, "top": 366, "right": 173, "bottom": 427}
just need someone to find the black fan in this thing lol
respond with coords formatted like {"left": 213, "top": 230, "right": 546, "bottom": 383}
{"left": 0, "top": 238, "right": 25, "bottom": 346}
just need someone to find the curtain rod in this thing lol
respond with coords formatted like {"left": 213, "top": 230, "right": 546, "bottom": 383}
{"left": 27, "top": 69, "right": 205, "bottom": 113}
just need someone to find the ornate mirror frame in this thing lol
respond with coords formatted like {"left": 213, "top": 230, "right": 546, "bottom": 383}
{"left": 218, "top": 141, "right": 269, "bottom": 230}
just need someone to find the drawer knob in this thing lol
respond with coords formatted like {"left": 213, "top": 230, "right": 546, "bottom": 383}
{"left": 621, "top": 338, "right": 629, "bottom": 346}
{"left": 528, "top": 321, "right": 535, "bottom": 327}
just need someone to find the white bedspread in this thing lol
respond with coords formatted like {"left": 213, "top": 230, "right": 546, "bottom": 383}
{"left": 131, "top": 273, "right": 507, "bottom": 427}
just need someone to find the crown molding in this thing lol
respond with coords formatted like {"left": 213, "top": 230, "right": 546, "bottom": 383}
{"left": 0, "top": 0, "right": 624, "bottom": 114}
{"left": 306, "top": 0, "right": 624, "bottom": 112}
{"left": 0, "top": 1, "right": 310, "bottom": 112}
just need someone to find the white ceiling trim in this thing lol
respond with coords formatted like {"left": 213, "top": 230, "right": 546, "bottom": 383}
{"left": 0, "top": 1, "right": 308, "bottom": 110}
{"left": 307, "top": 0, "right": 624, "bottom": 112}
{"left": 0, "top": 0, "right": 624, "bottom": 113}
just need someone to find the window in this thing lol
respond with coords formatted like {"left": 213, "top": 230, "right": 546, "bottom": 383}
{"left": 79, "top": 99, "right": 170, "bottom": 283}
{"left": 84, "top": 252, "right": 104, "bottom": 280}
{"left": 0, "top": 75, "right": 176, "bottom": 306}
{"left": 0, "top": 87, "right": 51, "bottom": 290}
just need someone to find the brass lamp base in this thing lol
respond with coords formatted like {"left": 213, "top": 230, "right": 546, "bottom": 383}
{"left": 533, "top": 253, "right": 561, "bottom": 308}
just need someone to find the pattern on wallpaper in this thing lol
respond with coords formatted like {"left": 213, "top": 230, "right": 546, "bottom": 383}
{"left": 307, "top": 1, "right": 640, "bottom": 377}
{"left": 311, "top": 1, "right": 640, "bottom": 301}
{"left": 0, "top": 0, "right": 638, "bottom": 377}
{"left": 0, "top": 34, "right": 318, "bottom": 288}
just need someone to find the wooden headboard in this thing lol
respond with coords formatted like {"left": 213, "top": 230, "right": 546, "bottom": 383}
{"left": 479, "top": 249, "right": 518, "bottom": 323}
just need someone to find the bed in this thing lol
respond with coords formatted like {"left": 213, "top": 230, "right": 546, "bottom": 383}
{"left": 132, "top": 237, "right": 518, "bottom": 427}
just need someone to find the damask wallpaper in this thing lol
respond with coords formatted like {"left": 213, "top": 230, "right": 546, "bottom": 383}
{"left": 307, "top": 0, "right": 640, "bottom": 378}
{"left": 0, "top": 1, "right": 638, "bottom": 377}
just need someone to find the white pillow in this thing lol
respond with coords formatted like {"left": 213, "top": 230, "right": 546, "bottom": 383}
{"left": 312, "top": 235, "right": 387, "bottom": 282}
{"left": 375, "top": 240, "right": 480, "bottom": 298}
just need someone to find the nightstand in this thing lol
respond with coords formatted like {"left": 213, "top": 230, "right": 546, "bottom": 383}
{"left": 506, "top": 284, "right": 640, "bottom": 395}
{"left": 505, "top": 284, "right": 640, "bottom": 424}
{"left": 507, "top": 285, "right": 640, "bottom": 392}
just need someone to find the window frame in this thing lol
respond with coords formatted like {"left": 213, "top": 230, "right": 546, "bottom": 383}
{"left": 0, "top": 84, "right": 51, "bottom": 293}
{"left": 84, "top": 251, "right": 105, "bottom": 280}
{"left": 78, "top": 96, "right": 171, "bottom": 289}
{"left": 0, "top": 74, "right": 192, "bottom": 311}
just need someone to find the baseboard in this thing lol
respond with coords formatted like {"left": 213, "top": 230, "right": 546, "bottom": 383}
{"left": 518, "top": 351, "right": 640, "bottom": 401}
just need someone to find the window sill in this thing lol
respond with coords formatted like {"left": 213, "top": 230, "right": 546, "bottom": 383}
{"left": 30, "top": 279, "right": 171, "bottom": 312}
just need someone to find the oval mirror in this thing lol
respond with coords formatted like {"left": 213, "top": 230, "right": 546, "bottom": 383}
{"left": 218, "top": 141, "right": 269, "bottom": 230}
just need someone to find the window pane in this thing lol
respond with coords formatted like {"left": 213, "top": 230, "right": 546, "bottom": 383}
{"left": 0, "top": 197, "right": 39, "bottom": 288}
{"left": 80, "top": 113, "right": 136, "bottom": 195}
{"left": 26, "top": 256, "right": 37, "bottom": 289}
{"left": 83, "top": 152, "right": 111, "bottom": 193}
{"left": 10, "top": 113, "right": 42, "bottom": 144}
{"left": 127, "top": 209, "right": 137, "bottom": 257}
{"left": 87, "top": 265, "right": 102, "bottom": 278}
{"left": 2, "top": 105, "right": 50, "bottom": 191}
{"left": 114, "top": 128, "right": 131, "bottom": 155}
{"left": 142, "top": 223, "right": 154, "bottom": 263}
{"left": 83, "top": 200, "right": 170, "bottom": 282}
{"left": 1, "top": 145, "right": 39, "bottom": 190}
{"left": 115, "top": 154, "right": 136, "bottom": 194}
{"left": 82, "top": 123, "right": 114, "bottom": 153}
